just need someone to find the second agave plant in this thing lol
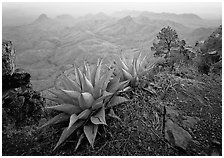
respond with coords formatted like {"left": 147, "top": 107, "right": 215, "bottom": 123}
{"left": 113, "top": 52, "right": 155, "bottom": 86}
{"left": 41, "top": 59, "right": 128, "bottom": 151}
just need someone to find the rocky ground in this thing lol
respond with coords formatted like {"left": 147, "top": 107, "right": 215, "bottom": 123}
{"left": 2, "top": 69, "right": 222, "bottom": 156}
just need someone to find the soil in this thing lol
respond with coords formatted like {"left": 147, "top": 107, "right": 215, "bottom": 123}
{"left": 2, "top": 72, "right": 222, "bottom": 156}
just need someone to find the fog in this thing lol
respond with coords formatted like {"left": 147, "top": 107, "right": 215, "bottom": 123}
{"left": 3, "top": 2, "right": 222, "bottom": 19}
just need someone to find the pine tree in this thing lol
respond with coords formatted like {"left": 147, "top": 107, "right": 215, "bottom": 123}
{"left": 151, "top": 26, "right": 179, "bottom": 60}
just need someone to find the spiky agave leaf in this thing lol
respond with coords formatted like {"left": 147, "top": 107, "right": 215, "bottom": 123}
{"left": 40, "top": 113, "right": 70, "bottom": 129}
{"left": 92, "top": 99, "right": 103, "bottom": 110}
{"left": 91, "top": 91, "right": 114, "bottom": 110}
{"left": 77, "top": 108, "right": 91, "bottom": 119}
{"left": 109, "top": 96, "right": 129, "bottom": 108}
{"left": 61, "top": 73, "right": 81, "bottom": 92}
{"left": 83, "top": 60, "right": 92, "bottom": 82}
{"left": 94, "top": 58, "right": 103, "bottom": 87}
{"left": 48, "top": 89, "right": 76, "bottom": 105}
{"left": 121, "top": 68, "right": 133, "bottom": 80}
{"left": 119, "top": 54, "right": 129, "bottom": 71}
{"left": 78, "top": 92, "right": 94, "bottom": 110}
{"left": 68, "top": 109, "right": 91, "bottom": 130}
{"left": 82, "top": 74, "right": 94, "bottom": 94}
{"left": 109, "top": 80, "right": 129, "bottom": 93}
{"left": 46, "top": 104, "right": 82, "bottom": 115}
{"left": 84, "top": 123, "right": 98, "bottom": 148}
{"left": 60, "top": 89, "right": 80, "bottom": 103}
{"left": 68, "top": 113, "right": 78, "bottom": 130}
{"left": 53, "top": 120, "right": 85, "bottom": 151}
{"left": 91, "top": 107, "right": 106, "bottom": 125}
{"left": 93, "top": 68, "right": 114, "bottom": 99}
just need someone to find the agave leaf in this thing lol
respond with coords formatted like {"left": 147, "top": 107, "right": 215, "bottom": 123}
{"left": 83, "top": 61, "right": 92, "bottom": 82}
{"left": 60, "top": 89, "right": 80, "bottom": 103}
{"left": 92, "top": 99, "right": 103, "bottom": 110}
{"left": 91, "top": 107, "right": 106, "bottom": 125}
{"left": 108, "top": 108, "right": 121, "bottom": 121}
{"left": 40, "top": 113, "right": 70, "bottom": 129}
{"left": 109, "top": 96, "right": 128, "bottom": 108}
{"left": 48, "top": 89, "right": 75, "bottom": 105}
{"left": 93, "top": 85, "right": 102, "bottom": 100}
{"left": 53, "top": 120, "right": 85, "bottom": 151}
{"left": 106, "top": 76, "right": 120, "bottom": 92}
{"left": 102, "top": 68, "right": 115, "bottom": 90}
{"left": 90, "top": 64, "right": 98, "bottom": 87}
{"left": 74, "top": 133, "right": 85, "bottom": 152}
{"left": 93, "top": 69, "right": 114, "bottom": 99}
{"left": 84, "top": 124, "right": 98, "bottom": 148}
{"left": 109, "top": 80, "right": 129, "bottom": 93}
{"left": 77, "top": 109, "right": 91, "bottom": 120}
{"left": 68, "top": 113, "right": 78, "bottom": 130}
{"left": 82, "top": 74, "right": 94, "bottom": 94}
{"left": 121, "top": 68, "right": 133, "bottom": 80}
{"left": 46, "top": 104, "right": 82, "bottom": 115}
{"left": 119, "top": 54, "right": 129, "bottom": 71}
{"left": 132, "top": 56, "right": 138, "bottom": 77}
{"left": 59, "top": 75, "right": 73, "bottom": 90}
{"left": 139, "top": 54, "right": 148, "bottom": 70}
{"left": 61, "top": 73, "right": 81, "bottom": 92}
{"left": 44, "top": 96, "right": 64, "bottom": 104}
{"left": 73, "top": 67, "right": 81, "bottom": 86}
{"left": 94, "top": 91, "right": 114, "bottom": 103}
{"left": 94, "top": 58, "right": 103, "bottom": 87}
{"left": 78, "top": 92, "right": 94, "bottom": 110}
{"left": 135, "top": 52, "right": 142, "bottom": 71}
{"left": 76, "top": 67, "right": 84, "bottom": 91}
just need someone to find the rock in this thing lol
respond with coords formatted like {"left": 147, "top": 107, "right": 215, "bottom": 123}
{"left": 182, "top": 116, "right": 200, "bottom": 129}
{"left": 2, "top": 40, "right": 15, "bottom": 76}
{"left": 165, "top": 119, "right": 192, "bottom": 150}
{"left": 2, "top": 41, "right": 31, "bottom": 96}
{"left": 2, "top": 40, "right": 44, "bottom": 127}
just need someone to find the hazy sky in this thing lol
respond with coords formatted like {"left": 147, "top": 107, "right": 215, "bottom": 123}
{"left": 2, "top": 2, "right": 222, "bottom": 19}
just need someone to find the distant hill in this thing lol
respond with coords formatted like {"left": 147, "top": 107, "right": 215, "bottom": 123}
{"left": 200, "top": 25, "right": 222, "bottom": 55}
{"left": 186, "top": 27, "right": 216, "bottom": 45}
{"left": 111, "top": 10, "right": 221, "bottom": 28}
{"left": 2, "top": 12, "right": 221, "bottom": 91}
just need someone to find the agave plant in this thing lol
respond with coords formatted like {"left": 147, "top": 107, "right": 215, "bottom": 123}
{"left": 42, "top": 59, "right": 128, "bottom": 151}
{"left": 113, "top": 52, "right": 155, "bottom": 86}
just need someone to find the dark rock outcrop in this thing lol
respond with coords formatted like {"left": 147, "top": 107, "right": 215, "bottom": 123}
{"left": 2, "top": 41, "right": 31, "bottom": 96}
{"left": 2, "top": 40, "right": 44, "bottom": 127}
{"left": 195, "top": 25, "right": 222, "bottom": 75}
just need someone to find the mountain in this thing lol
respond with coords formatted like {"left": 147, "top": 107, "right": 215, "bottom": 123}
{"left": 112, "top": 11, "right": 220, "bottom": 28}
{"left": 34, "top": 14, "right": 50, "bottom": 23}
{"left": 111, "top": 10, "right": 142, "bottom": 17}
{"left": 2, "top": 12, "right": 221, "bottom": 91}
{"left": 56, "top": 14, "right": 74, "bottom": 20}
{"left": 55, "top": 14, "right": 76, "bottom": 27}
{"left": 30, "top": 14, "right": 65, "bottom": 31}
{"left": 96, "top": 16, "right": 140, "bottom": 36}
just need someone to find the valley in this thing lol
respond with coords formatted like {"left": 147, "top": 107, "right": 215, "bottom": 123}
{"left": 2, "top": 11, "right": 220, "bottom": 92}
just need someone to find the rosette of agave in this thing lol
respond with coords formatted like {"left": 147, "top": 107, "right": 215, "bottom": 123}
{"left": 42, "top": 59, "right": 128, "bottom": 151}
{"left": 114, "top": 52, "right": 156, "bottom": 86}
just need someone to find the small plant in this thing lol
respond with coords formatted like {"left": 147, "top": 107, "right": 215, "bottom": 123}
{"left": 42, "top": 59, "right": 128, "bottom": 151}
{"left": 113, "top": 52, "right": 155, "bottom": 86}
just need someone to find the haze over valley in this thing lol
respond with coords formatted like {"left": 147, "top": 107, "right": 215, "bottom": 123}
{"left": 2, "top": 3, "right": 222, "bottom": 91}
